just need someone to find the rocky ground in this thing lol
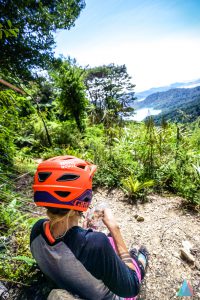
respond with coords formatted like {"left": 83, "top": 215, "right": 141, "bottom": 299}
{"left": 92, "top": 188, "right": 200, "bottom": 300}
{"left": 3, "top": 175, "right": 200, "bottom": 300}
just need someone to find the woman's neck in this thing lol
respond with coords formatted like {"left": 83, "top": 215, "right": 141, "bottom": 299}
{"left": 51, "top": 215, "right": 79, "bottom": 239}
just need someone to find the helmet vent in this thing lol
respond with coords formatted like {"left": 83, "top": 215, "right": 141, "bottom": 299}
{"left": 56, "top": 174, "right": 80, "bottom": 181}
{"left": 38, "top": 172, "right": 52, "bottom": 182}
{"left": 54, "top": 191, "right": 71, "bottom": 198}
{"left": 77, "top": 165, "right": 86, "bottom": 169}
{"left": 62, "top": 157, "right": 73, "bottom": 160}
{"left": 84, "top": 197, "right": 90, "bottom": 202}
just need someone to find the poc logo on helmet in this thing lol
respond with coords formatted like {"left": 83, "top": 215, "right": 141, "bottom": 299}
{"left": 74, "top": 200, "right": 90, "bottom": 209}
{"left": 60, "top": 162, "right": 76, "bottom": 169}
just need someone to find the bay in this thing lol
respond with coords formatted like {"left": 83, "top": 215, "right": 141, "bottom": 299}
{"left": 126, "top": 107, "right": 162, "bottom": 121}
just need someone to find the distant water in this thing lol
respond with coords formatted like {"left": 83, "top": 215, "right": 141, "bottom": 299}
{"left": 126, "top": 108, "right": 162, "bottom": 121}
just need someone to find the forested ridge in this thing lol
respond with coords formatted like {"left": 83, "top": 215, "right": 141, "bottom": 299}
{"left": 135, "top": 79, "right": 200, "bottom": 101}
{"left": 135, "top": 86, "right": 200, "bottom": 123}
{"left": 0, "top": 1, "right": 200, "bottom": 299}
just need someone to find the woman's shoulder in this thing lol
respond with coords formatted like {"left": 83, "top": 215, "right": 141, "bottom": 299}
{"left": 30, "top": 218, "right": 48, "bottom": 244}
{"left": 82, "top": 228, "right": 110, "bottom": 251}
{"left": 67, "top": 226, "right": 108, "bottom": 242}
{"left": 63, "top": 226, "right": 109, "bottom": 253}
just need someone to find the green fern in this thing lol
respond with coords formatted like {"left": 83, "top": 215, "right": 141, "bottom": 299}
{"left": 121, "top": 176, "right": 154, "bottom": 202}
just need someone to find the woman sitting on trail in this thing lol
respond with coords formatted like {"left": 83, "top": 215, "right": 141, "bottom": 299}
{"left": 30, "top": 156, "right": 149, "bottom": 300}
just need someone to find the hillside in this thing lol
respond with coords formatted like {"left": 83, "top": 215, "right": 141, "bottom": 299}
{"left": 135, "top": 79, "right": 200, "bottom": 101}
{"left": 134, "top": 86, "right": 200, "bottom": 122}
{"left": 154, "top": 96, "right": 200, "bottom": 123}
{"left": 135, "top": 86, "right": 200, "bottom": 110}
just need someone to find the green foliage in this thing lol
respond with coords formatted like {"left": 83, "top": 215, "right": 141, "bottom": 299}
{"left": 0, "top": 89, "right": 33, "bottom": 166}
{"left": 85, "top": 64, "right": 135, "bottom": 127}
{"left": 121, "top": 177, "right": 154, "bottom": 202}
{"left": 42, "top": 146, "right": 82, "bottom": 161}
{"left": 30, "top": 78, "right": 56, "bottom": 117}
{"left": 12, "top": 255, "right": 36, "bottom": 266}
{"left": 52, "top": 59, "right": 88, "bottom": 131}
{"left": 14, "top": 155, "right": 37, "bottom": 175}
{"left": 51, "top": 120, "right": 82, "bottom": 147}
{"left": 1, "top": 199, "right": 27, "bottom": 229}
{"left": 0, "top": 161, "right": 41, "bottom": 283}
{"left": 0, "top": 1, "right": 86, "bottom": 80}
{"left": 80, "top": 120, "right": 200, "bottom": 210}
{"left": 0, "top": 196, "right": 39, "bottom": 282}
{"left": 0, "top": 20, "right": 19, "bottom": 39}
{"left": 193, "top": 163, "right": 200, "bottom": 176}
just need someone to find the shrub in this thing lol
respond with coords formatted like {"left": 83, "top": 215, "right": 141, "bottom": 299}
{"left": 121, "top": 176, "right": 154, "bottom": 203}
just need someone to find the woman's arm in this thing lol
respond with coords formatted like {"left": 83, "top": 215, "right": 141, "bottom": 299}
{"left": 63, "top": 211, "right": 140, "bottom": 297}
{"left": 83, "top": 230, "right": 140, "bottom": 297}
{"left": 102, "top": 208, "right": 135, "bottom": 271}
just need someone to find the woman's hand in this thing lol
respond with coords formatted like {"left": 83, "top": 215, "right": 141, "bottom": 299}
{"left": 102, "top": 208, "right": 119, "bottom": 230}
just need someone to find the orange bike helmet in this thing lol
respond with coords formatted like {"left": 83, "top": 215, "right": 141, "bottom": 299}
{"left": 33, "top": 155, "right": 97, "bottom": 211}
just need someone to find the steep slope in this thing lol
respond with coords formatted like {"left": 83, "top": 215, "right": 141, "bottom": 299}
{"left": 135, "top": 79, "right": 200, "bottom": 101}
{"left": 154, "top": 96, "right": 200, "bottom": 123}
{"left": 135, "top": 86, "right": 200, "bottom": 111}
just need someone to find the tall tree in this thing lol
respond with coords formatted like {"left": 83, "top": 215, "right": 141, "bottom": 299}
{"left": 85, "top": 64, "right": 135, "bottom": 127}
{"left": 0, "top": 0, "right": 85, "bottom": 81}
{"left": 52, "top": 59, "right": 88, "bottom": 132}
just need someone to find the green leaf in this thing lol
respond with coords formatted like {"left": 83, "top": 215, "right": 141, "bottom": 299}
{"left": 142, "top": 180, "right": 154, "bottom": 188}
{"left": 9, "top": 29, "right": 18, "bottom": 37}
{"left": 4, "top": 29, "right": 10, "bottom": 38}
{"left": 7, "top": 20, "right": 12, "bottom": 28}
{"left": 12, "top": 255, "right": 36, "bottom": 266}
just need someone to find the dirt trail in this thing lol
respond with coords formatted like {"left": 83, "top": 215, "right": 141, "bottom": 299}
{"left": 12, "top": 176, "right": 200, "bottom": 299}
{"left": 92, "top": 188, "right": 200, "bottom": 300}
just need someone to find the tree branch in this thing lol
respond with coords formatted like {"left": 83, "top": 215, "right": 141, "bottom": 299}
{"left": 0, "top": 78, "right": 25, "bottom": 95}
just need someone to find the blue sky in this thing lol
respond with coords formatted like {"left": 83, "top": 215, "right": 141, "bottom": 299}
{"left": 55, "top": 0, "right": 200, "bottom": 92}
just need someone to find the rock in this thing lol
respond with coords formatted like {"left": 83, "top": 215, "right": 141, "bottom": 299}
{"left": 195, "top": 261, "right": 200, "bottom": 270}
{"left": 180, "top": 240, "right": 196, "bottom": 264}
{"left": 180, "top": 248, "right": 195, "bottom": 263}
{"left": 47, "top": 289, "right": 80, "bottom": 300}
{"left": 196, "top": 293, "right": 200, "bottom": 298}
{"left": 134, "top": 214, "right": 138, "bottom": 218}
{"left": 136, "top": 216, "right": 144, "bottom": 222}
{"left": 182, "top": 240, "right": 193, "bottom": 251}
{"left": 0, "top": 282, "right": 9, "bottom": 300}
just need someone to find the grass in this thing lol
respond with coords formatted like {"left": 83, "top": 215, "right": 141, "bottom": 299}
{"left": 14, "top": 155, "right": 37, "bottom": 176}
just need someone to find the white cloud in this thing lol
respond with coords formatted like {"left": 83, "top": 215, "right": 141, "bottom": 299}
{"left": 55, "top": 36, "right": 200, "bottom": 92}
